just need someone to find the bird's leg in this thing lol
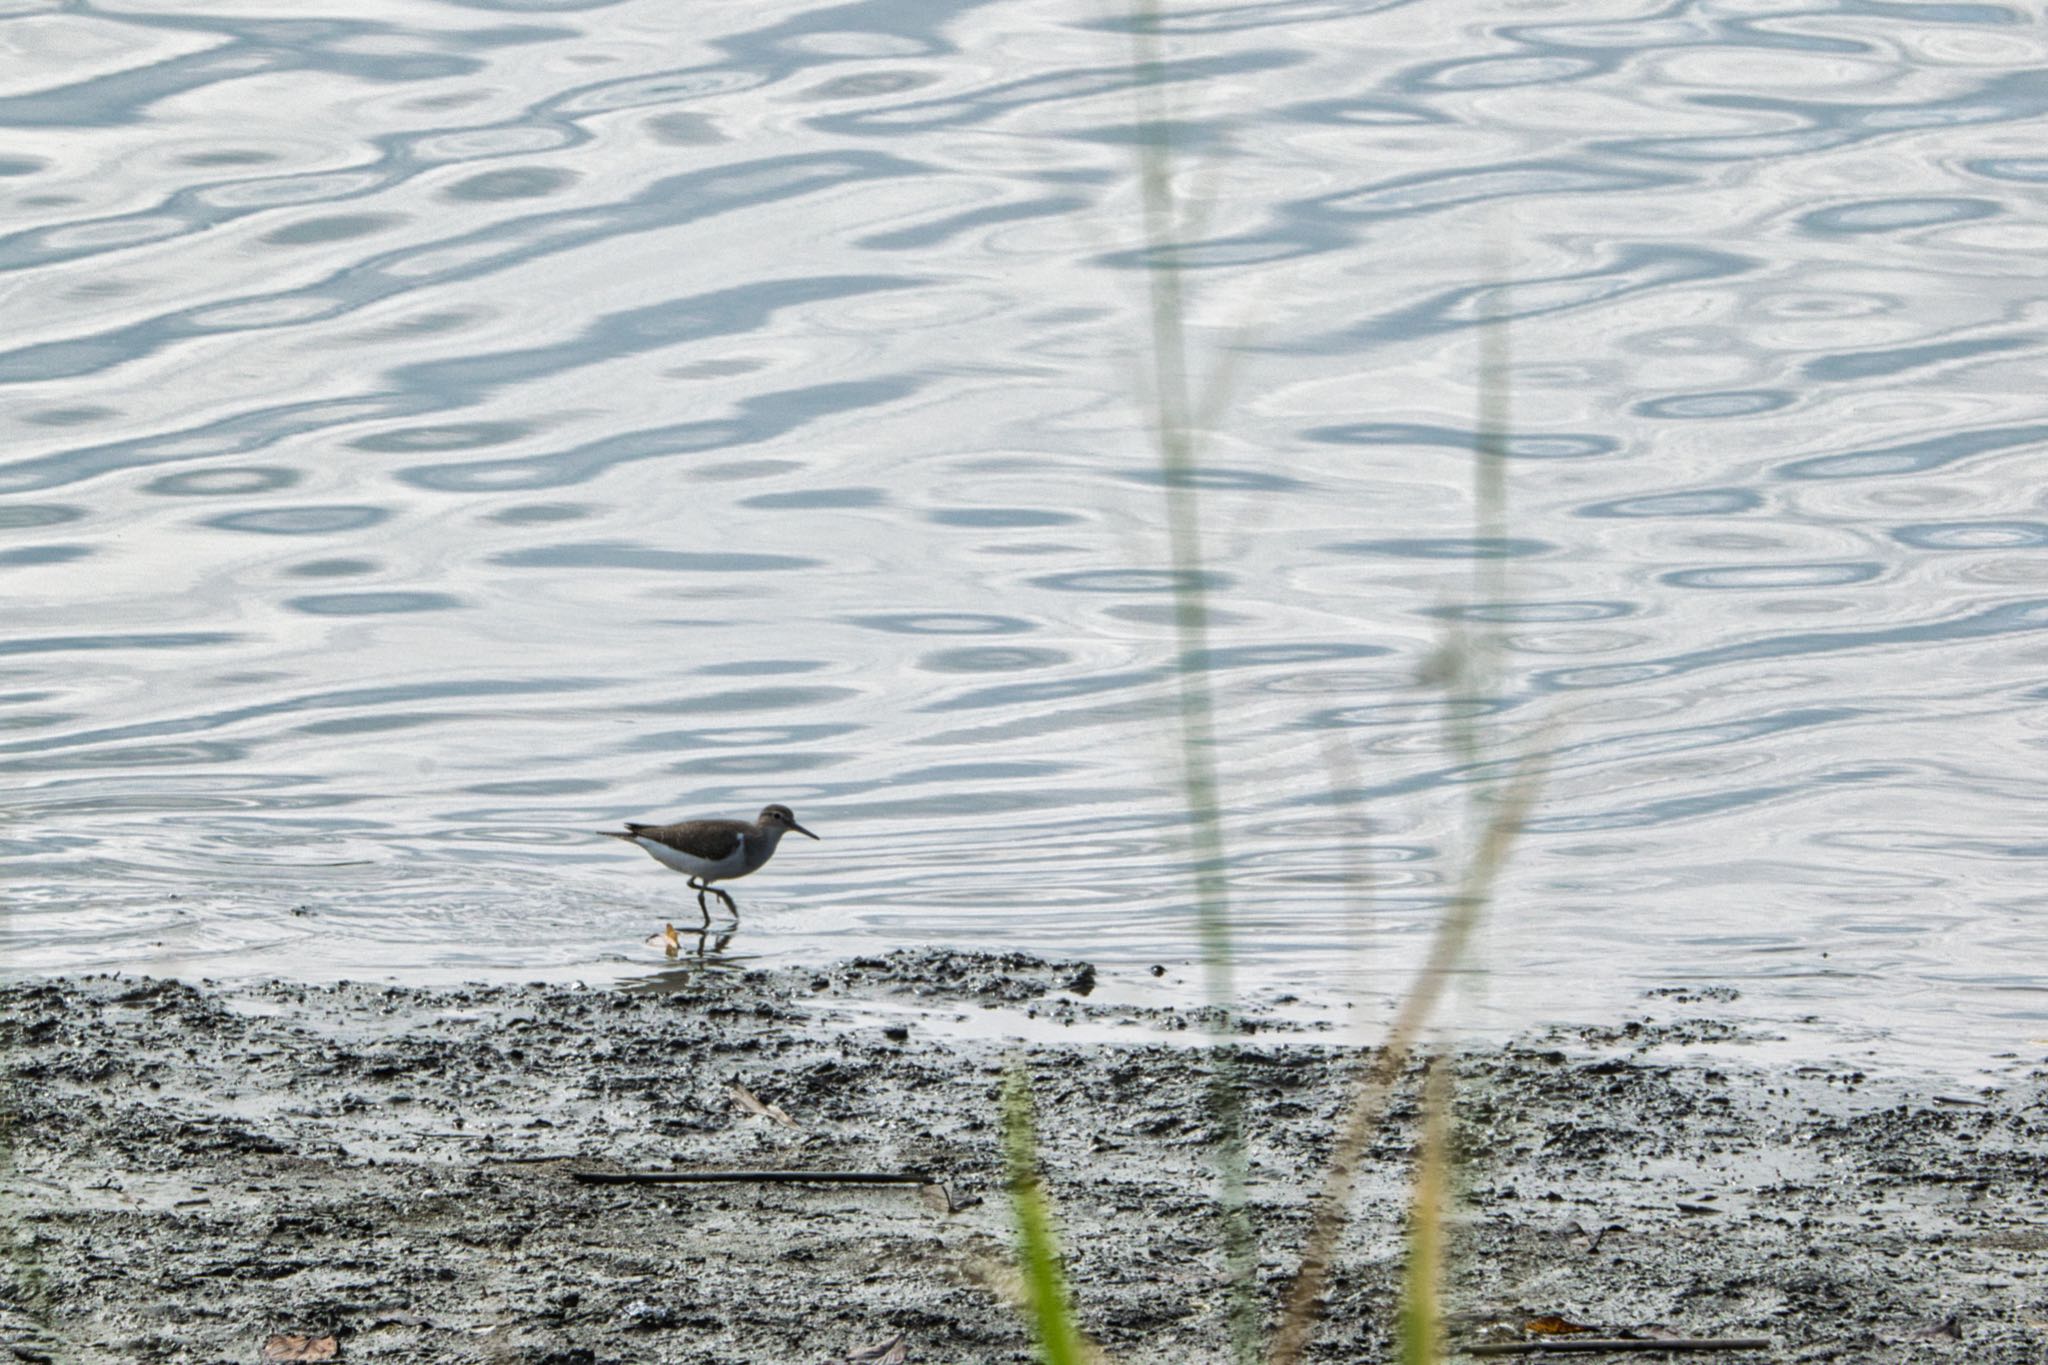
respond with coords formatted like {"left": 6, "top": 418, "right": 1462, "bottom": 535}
{"left": 688, "top": 877, "right": 711, "bottom": 927}
{"left": 711, "top": 886, "right": 738, "bottom": 917}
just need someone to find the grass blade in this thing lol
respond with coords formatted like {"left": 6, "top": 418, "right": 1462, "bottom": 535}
{"left": 1397, "top": 1055, "right": 1454, "bottom": 1365}
{"left": 1002, "top": 1058, "right": 1092, "bottom": 1365}
{"left": 1124, "top": 2, "right": 1257, "bottom": 1354}
{"left": 1265, "top": 749, "right": 1545, "bottom": 1365}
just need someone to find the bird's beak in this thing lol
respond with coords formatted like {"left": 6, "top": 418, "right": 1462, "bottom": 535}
{"left": 792, "top": 821, "right": 820, "bottom": 840}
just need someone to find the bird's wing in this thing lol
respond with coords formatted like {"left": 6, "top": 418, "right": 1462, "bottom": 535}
{"left": 625, "top": 819, "right": 748, "bottom": 862}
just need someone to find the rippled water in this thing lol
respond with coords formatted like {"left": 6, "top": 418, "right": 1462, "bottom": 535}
{"left": 5, "top": 1, "right": 2046, "bottom": 1076}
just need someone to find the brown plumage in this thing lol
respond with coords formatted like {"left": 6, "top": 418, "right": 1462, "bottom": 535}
{"left": 602, "top": 818, "right": 748, "bottom": 863}
{"left": 598, "top": 803, "right": 819, "bottom": 924}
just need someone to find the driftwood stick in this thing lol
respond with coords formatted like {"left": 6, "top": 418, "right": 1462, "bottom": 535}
{"left": 1461, "top": 1338, "right": 1771, "bottom": 1357}
{"left": 571, "top": 1169, "right": 934, "bottom": 1187}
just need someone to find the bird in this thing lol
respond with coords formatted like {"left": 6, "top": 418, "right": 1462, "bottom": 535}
{"left": 599, "top": 804, "right": 819, "bottom": 924}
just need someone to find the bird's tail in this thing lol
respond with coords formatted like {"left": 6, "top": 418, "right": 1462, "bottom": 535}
{"left": 597, "top": 827, "right": 641, "bottom": 841}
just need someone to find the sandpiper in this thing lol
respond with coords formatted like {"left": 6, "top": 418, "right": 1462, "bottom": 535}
{"left": 600, "top": 804, "right": 819, "bottom": 924}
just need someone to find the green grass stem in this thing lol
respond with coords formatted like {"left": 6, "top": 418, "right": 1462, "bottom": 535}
{"left": 1002, "top": 1059, "right": 1091, "bottom": 1365}
{"left": 1126, "top": 3, "right": 1257, "bottom": 1355}
{"left": 1396, "top": 1056, "right": 1454, "bottom": 1365}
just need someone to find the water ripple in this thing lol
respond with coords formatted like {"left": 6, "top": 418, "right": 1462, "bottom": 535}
{"left": 1803, "top": 334, "right": 2036, "bottom": 383}
{"left": 809, "top": 50, "right": 1304, "bottom": 136}
{"left": 1632, "top": 390, "right": 1791, "bottom": 420}
{"left": 1799, "top": 196, "right": 2002, "bottom": 235}
{"left": 285, "top": 592, "right": 465, "bottom": 616}
{"left": 1305, "top": 421, "right": 1618, "bottom": 461}
{"left": 0, "top": 154, "right": 928, "bottom": 386}
{"left": 1604, "top": 69, "right": 2048, "bottom": 163}
{"left": 204, "top": 506, "right": 390, "bottom": 535}
{"left": 851, "top": 613, "right": 1034, "bottom": 636}
{"left": 398, "top": 378, "right": 919, "bottom": 492}
{"left": 1577, "top": 489, "right": 1762, "bottom": 519}
{"left": 1660, "top": 562, "right": 1883, "bottom": 591}
{"left": 4, "top": 0, "right": 2044, "bottom": 1073}
{"left": 1893, "top": 521, "right": 2048, "bottom": 551}
{"left": 0, "top": 632, "right": 242, "bottom": 657}
{"left": 491, "top": 542, "right": 823, "bottom": 573}
{"left": 1326, "top": 536, "right": 1553, "bottom": 560}
{"left": 1537, "top": 598, "right": 2048, "bottom": 691}
{"left": 1338, "top": 246, "right": 1755, "bottom": 345}
{"left": 1775, "top": 422, "right": 2048, "bottom": 481}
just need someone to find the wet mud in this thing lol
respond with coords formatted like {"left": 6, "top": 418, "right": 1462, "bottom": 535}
{"left": 3, "top": 953, "right": 2043, "bottom": 1363}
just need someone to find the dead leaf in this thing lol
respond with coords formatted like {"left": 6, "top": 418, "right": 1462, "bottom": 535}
{"left": 920, "top": 1181, "right": 981, "bottom": 1215}
{"left": 643, "top": 924, "right": 682, "bottom": 958}
{"left": 729, "top": 1082, "right": 798, "bottom": 1129}
{"left": 1524, "top": 1315, "right": 1596, "bottom": 1336}
{"left": 840, "top": 1331, "right": 908, "bottom": 1363}
{"left": 261, "top": 1334, "right": 338, "bottom": 1361}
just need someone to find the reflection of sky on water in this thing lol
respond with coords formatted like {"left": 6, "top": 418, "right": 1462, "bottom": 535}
{"left": 3, "top": 0, "right": 2046, "bottom": 1077}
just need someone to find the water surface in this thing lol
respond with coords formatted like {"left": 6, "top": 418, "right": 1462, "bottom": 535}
{"left": 5, "top": 0, "right": 2046, "bottom": 1078}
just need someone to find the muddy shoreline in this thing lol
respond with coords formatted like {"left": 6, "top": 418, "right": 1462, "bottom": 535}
{"left": 3, "top": 952, "right": 2042, "bottom": 1363}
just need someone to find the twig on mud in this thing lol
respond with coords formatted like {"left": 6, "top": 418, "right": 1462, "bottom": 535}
{"left": 1566, "top": 1220, "right": 1626, "bottom": 1256}
{"left": 570, "top": 1169, "right": 935, "bottom": 1187}
{"left": 728, "top": 1081, "right": 800, "bottom": 1129}
{"left": 1460, "top": 1338, "right": 1772, "bottom": 1357}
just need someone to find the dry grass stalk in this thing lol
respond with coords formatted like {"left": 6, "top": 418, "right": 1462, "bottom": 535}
{"left": 1265, "top": 752, "right": 1544, "bottom": 1365}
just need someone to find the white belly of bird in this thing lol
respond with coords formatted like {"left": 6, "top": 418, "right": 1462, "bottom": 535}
{"left": 637, "top": 837, "right": 745, "bottom": 880}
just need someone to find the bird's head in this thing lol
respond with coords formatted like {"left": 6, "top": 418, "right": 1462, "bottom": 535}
{"left": 759, "top": 804, "right": 819, "bottom": 839}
